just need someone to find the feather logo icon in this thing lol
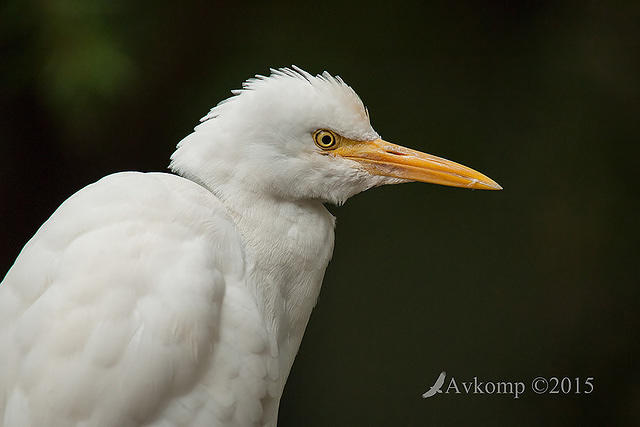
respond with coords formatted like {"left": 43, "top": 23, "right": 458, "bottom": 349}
{"left": 422, "top": 371, "right": 447, "bottom": 398}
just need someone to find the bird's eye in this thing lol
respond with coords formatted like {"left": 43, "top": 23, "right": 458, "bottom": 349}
{"left": 313, "top": 130, "right": 337, "bottom": 150}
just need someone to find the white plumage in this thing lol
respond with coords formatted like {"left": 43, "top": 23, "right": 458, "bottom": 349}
{"left": 0, "top": 67, "right": 500, "bottom": 426}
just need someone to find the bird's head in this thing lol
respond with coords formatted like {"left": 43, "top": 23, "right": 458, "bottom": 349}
{"left": 170, "top": 67, "right": 501, "bottom": 205}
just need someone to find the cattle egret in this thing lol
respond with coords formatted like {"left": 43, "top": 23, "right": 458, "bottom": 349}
{"left": 0, "top": 67, "right": 501, "bottom": 426}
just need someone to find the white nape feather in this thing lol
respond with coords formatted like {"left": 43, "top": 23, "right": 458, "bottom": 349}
{"left": 1, "top": 67, "right": 400, "bottom": 427}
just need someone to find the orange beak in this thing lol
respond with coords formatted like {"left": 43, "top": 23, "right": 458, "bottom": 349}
{"left": 333, "top": 139, "right": 502, "bottom": 190}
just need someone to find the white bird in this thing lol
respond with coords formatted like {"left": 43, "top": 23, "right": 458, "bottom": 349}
{"left": 0, "top": 67, "right": 501, "bottom": 427}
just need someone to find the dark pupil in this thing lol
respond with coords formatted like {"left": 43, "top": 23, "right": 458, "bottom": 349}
{"left": 321, "top": 135, "right": 332, "bottom": 145}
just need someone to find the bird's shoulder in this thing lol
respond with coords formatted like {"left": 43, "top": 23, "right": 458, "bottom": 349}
{"left": 0, "top": 172, "right": 274, "bottom": 426}
{"left": 2, "top": 171, "right": 245, "bottom": 309}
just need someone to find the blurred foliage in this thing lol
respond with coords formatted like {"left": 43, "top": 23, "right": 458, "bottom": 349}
{"left": 2, "top": 1, "right": 134, "bottom": 134}
{"left": 1, "top": 1, "right": 639, "bottom": 426}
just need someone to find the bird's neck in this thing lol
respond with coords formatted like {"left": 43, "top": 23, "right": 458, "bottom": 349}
{"left": 170, "top": 133, "right": 335, "bottom": 378}
{"left": 216, "top": 184, "right": 336, "bottom": 377}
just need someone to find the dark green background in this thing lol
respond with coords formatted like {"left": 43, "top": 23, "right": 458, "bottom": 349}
{"left": 1, "top": 1, "right": 639, "bottom": 426}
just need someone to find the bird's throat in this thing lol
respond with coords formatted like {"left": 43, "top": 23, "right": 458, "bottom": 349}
{"left": 220, "top": 188, "right": 336, "bottom": 376}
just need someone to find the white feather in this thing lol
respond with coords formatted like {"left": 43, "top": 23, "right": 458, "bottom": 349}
{"left": 1, "top": 67, "right": 393, "bottom": 426}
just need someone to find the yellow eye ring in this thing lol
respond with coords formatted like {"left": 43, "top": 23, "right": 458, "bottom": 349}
{"left": 313, "top": 130, "right": 337, "bottom": 150}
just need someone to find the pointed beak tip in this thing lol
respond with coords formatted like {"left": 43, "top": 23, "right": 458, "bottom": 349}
{"left": 489, "top": 181, "right": 503, "bottom": 191}
{"left": 473, "top": 173, "right": 502, "bottom": 191}
{"left": 467, "top": 176, "right": 502, "bottom": 191}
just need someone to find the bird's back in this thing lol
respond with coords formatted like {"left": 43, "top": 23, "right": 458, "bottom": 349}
{"left": 0, "top": 172, "right": 279, "bottom": 426}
